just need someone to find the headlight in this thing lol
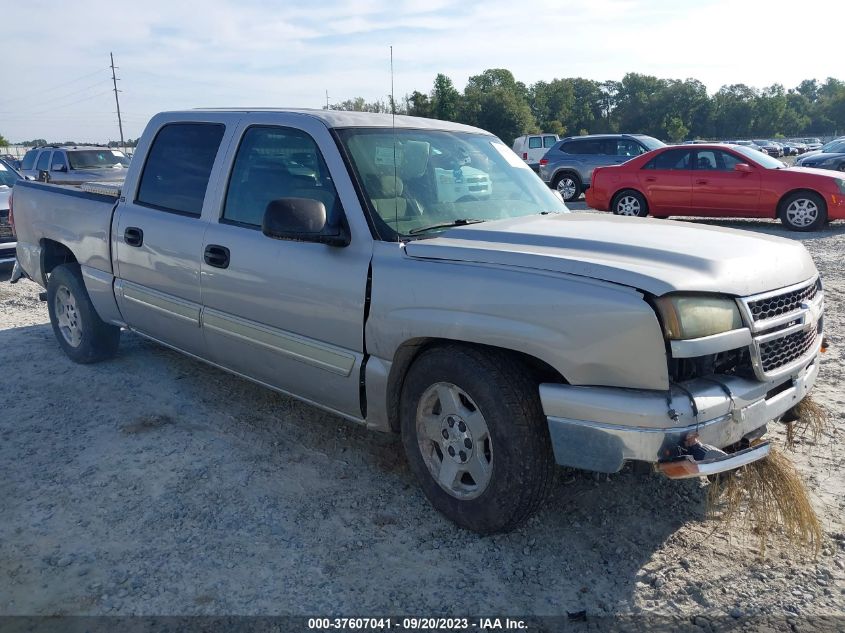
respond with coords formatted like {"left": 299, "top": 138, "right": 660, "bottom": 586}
{"left": 654, "top": 294, "right": 743, "bottom": 340}
{"left": 837, "top": 179, "right": 845, "bottom": 194}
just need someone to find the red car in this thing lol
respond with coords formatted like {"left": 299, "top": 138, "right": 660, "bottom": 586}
{"left": 585, "top": 144, "right": 845, "bottom": 231}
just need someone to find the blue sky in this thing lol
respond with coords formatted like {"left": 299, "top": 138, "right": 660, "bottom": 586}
{"left": 2, "top": 0, "right": 842, "bottom": 143}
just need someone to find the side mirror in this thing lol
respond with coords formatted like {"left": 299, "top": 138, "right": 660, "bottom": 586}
{"left": 262, "top": 198, "right": 350, "bottom": 247}
{"left": 52, "top": 164, "right": 67, "bottom": 172}
{"left": 734, "top": 163, "right": 753, "bottom": 173}
{"left": 37, "top": 169, "right": 50, "bottom": 182}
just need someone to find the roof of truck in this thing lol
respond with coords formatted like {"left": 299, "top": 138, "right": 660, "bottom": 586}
{"left": 188, "top": 108, "right": 490, "bottom": 135}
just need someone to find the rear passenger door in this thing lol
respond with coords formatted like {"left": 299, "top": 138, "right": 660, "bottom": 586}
{"left": 113, "top": 119, "right": 231, "bottom": 356}
{"left": 199, "top": 116, "right": 372, "bottom": 419}
{"left": 637, "top": 148, "right": 693, "bottom": 214}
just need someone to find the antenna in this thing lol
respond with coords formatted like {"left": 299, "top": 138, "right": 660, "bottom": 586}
{"left": 391, "top": 45, "right": 398, "bottom": 238}
{"left": 110, "top": 52, "right": 126, "bottom": 154}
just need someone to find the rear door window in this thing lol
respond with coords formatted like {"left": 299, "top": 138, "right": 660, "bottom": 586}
{"left": 51, "top": 151, "right": 66, "bottom": 170}
{"left": 35, "top": 151, "right": 51, "bottom": 172}
{"left": 543, "top": 136, "right": 557, "bottom": 148}
{"left": 136, "top": 123, "right": 226, "bottom": 216}
{"left": 528, "top": 137, "right": 543, "bottom": 149}
{"left": 644, "top": 149, "right": 692, "bottom": 170}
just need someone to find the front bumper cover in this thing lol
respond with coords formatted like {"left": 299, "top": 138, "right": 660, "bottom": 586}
{"left": 540, "top": 353, "right": 819, "bottom": 474}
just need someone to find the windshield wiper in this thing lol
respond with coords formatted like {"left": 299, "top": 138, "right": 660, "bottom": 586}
{"left": 408, "top": 218, "right": 486, "bottom": 235}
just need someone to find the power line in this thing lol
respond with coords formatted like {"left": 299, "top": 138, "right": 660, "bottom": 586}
{"left": 0, "top": 68, "right": 109, "bottom": 106}
{"left": 0, "top": 79, "right": 112, "bottom": 114}
{"left": 18, "top": 90, "right": 114, "bottom": 117}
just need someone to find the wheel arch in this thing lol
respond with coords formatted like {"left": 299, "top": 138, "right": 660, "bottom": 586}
{"left": 384, "top": 338, "right": 567, "bottom": 433}
{"left": 610, "top": 187, "right": 649, "bottom": 212}
{"left": 776, "top": 188, "right": 827, "bottom": 217}
{"left": 40, "top": 238, "right": 79, "bottom": 284}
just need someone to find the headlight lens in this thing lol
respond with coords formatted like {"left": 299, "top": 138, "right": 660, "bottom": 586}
{"left": 654, "top": 294, "right": 743, "bottom": 340}
{"left": 837, "top": 179, "right": 845, "bottom": 194}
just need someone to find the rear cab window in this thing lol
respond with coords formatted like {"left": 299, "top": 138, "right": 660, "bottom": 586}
{"left": 136, "top": 123, "right": 226, "bottom": 216}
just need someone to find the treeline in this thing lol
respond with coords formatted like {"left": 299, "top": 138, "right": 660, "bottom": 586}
{"left": 328, "top": 70, "right": 845, "bottom": 145}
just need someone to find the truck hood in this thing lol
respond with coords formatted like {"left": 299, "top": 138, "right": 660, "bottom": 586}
{"left": 403, "top": 214, "right": 817, "bottom": 297}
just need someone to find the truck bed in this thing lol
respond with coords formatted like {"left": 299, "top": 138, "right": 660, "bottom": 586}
{"left": 13, "top": 180, "right": 120, "bottom": 278}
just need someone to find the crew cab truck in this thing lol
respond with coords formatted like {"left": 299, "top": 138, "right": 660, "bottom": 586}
{"left": 10, "top": 109, "right": 825, "bottom": 534}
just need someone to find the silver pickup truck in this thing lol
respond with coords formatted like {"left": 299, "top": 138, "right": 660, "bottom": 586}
{"left": 10, "top": 109, "right": 825, "bottom": 533}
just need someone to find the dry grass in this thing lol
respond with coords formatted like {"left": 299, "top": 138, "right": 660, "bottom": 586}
{"left": 785, "top": 395, "right": 831, "bottom": 450}
{"left": 707, "top": 445, "right": 823, "bottom": 557}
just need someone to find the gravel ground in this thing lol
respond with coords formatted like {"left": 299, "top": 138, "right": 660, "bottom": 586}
{"left": 1, "top": 216, "right": 843, "bottom": 629}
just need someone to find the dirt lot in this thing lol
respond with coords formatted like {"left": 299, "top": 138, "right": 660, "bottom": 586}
{"left": 1, "top": 216, "right": 844, "bottom": 629}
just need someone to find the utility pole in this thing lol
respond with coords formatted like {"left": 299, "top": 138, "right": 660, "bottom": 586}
{"left": 110, "top": 52, "right": 125, "bottom": 154}
{"left": 325, "top": 90, "right": 330, "bottom": 110}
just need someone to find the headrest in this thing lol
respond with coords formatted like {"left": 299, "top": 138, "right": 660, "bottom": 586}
{"left": 400, "top": 141, "right": 430, "bottom": 179}
{"left": 379, "top": 175, "right": 404, "bottom": 197}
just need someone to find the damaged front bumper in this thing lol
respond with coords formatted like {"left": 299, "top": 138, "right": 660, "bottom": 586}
{"left": 539, "top": 353, "right": 819, "bottom": 476}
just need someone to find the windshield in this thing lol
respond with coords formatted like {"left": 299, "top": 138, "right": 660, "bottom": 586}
{"left": 733, "top": 145, "right": 785, "bottom": 168}
{"left": 337, "top": 129, "right": 568, "bottom": 240}
{"left": 0, "top": 161, "right": 20, "bottom": 187}
{"left": 635, "top": 135, "right": 666, "bottom": 151}
{"left": 67, "top": 150, "right": 129, "bottom": 170}
{"left": 820, "top": 140, "right": 845, "bottom": 153}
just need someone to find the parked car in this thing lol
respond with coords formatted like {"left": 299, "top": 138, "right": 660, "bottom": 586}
{"left": 11, "top": 110, "right": 825, "bottom": 533}
{"left": 800, "top": 138, "right": 824, "bottom": 151}
{"left": 0, "top": 158, "right": 22, "bottom": 266}
{"left": 512, "top": 133, "right": 559, "bottom": 172}
{"left": 539, "top": 133, "right": 665, "bottom": 201}
{"left": 733, "top": 140, "right": 768, "bottom": 153}
{"left": 751, "top": 140, "right": 784, "bottom": 157}
{"left": 585, "top": 143, "right": 845, "bottom": 231}
{"left": 794, "top": 140, "right": 845, "bottom": 172}
{"left": 18, "top": 145, "right": 129, "bottom": 184}
{"left": 786, "top": 140, "right": 809, "bottom": 154}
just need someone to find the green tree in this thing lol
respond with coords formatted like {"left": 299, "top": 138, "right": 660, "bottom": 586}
{"left": 663, "top": 116, "right": 689, "bottom": 142}
{"left": 430, "top": 74, "right": 461, "bottom": 122}
{"left": 0, "top": 133, "right": 8, "bottom": 147}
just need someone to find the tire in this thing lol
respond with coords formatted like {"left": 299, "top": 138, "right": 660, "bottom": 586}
{"left": 611, "top": 189, "right": 649, "bottom": 217}
{"left": 47, "top": 263, "right": 121, "bottom": 363}
{"left": 400, "top": 345, "right": 556, "bottom": 534}
{"left": 552, "top": 172, "right": 582, "bottom": 202}
{"left": 778, "top": 191, "right": 827, "bottom": 232}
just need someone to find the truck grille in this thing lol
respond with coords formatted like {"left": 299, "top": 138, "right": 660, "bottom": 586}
{"left": 759, "top": 326, "right": 818, "bottom": 373}
{"left": 739, "top": 277, "right": 823, "bottom": 380}
{"left": 746, "top": 278, "right": 820, "bottom": 321}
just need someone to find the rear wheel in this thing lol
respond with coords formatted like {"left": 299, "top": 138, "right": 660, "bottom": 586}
{"left": 778, "top": 191, "right": 827, "bottom": 231}
{"left": 611, "top": 190, "right": 649, "bottom": 217}
{"left": 400, "top": 345, "right": 556, "bottom": 534}
{"left": 553, "top": 173, "right": 581, "bottom": 202}
{"left": 47, "top": 264, "right": 121, "bottom": 363}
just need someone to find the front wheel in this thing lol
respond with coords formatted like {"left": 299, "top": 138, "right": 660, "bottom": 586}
{"left": 400, "top": 345, "right": 556, "bottom": 534}
{"left": 611, "top": 190, "right": 649, "bottom": 217}
{"left": 778, "top": 191, "right": 827, "bottom": 231}
{"left": 47, "top": 264, "right": 121, "bottom": 363}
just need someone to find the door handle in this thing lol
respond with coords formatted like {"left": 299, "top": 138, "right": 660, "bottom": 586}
{"left": 696, "top": 179, "right": 708, "bottom": 185}
{"left": 204, "top": 244, "right": 230, "bottom": 269}
{"left": 124, "top": 227, "right": 143, "bottom": 247}
{"left": 645, "top": 177, "right": 656, "bottom": 182}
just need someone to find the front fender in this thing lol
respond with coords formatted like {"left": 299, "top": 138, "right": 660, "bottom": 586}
{"left": 367, "top": 243, "right": 669, "bottom": 392}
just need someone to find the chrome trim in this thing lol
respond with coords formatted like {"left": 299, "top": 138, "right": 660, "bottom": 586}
{"left": 202, "top": 308, "right": 356, "bottom": 377}
{"left": 670, "top": 327, "right": 752, "bottom": 358}
{"left": 129, "top": 329, "right": 365, "bottom": 426}
{"left": 736, "top": 276, "right": 824, "bottom": 381}
{"left": 661, "top": 442, "right": 771, "bottom": 479}
{"left": 116, "top": 280, "right": 201, "bottom": 325}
